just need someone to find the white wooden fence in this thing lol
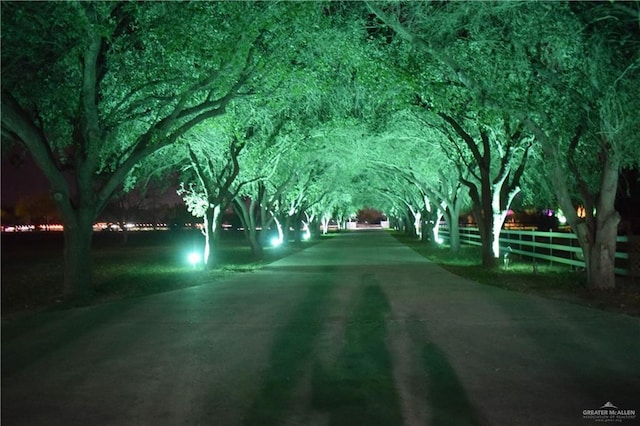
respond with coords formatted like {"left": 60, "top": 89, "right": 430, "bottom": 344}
{"left": 438, "top": 226, "right": 640, "bottom": 277}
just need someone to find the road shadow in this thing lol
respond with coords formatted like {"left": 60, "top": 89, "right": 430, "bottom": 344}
{"left": 311, "top": 275, "right": 403, "bottom": 426}
{"left": 243, "top": 276, "right": 336, "bottom": 426}
{"left": 405, "top": 315, "right": 484, "bottom": 426}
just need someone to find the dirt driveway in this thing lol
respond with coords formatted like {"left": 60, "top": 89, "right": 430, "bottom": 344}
{"left": 2, "top": 231, "right": 639, "bottom": 425}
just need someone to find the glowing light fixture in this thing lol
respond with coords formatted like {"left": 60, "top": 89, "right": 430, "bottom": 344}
{"left": 188, "top": 251, "right": 201, "bottom": 268}
{"left": 302, "top": 223, "right": 311, "bottom": 241}
{"left": 556, "top": 209, "right": 567, "bottom": 225}
{"left": 271, "top": 237, "right": 282, "bottom": 247}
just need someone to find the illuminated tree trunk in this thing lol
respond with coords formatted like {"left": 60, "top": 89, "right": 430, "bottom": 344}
{"left": 234, "top": 196, "right": 263, "bottom": 257}
{"left": 256, "top": 183, "right": 276, "bottom": 249}
{"left": 571, "top": 167, "right": 620, "bottom": 289}
{"left": 421, "top": 213, "right": 430, "bottom": 242}
{"left": 293, "top": 212, "right": 303, "bottom": 243}
{"left": 279, "top": 214, "right": 292, "bottom": 246}
{"left": 491, "top": 181, "right": 521, "bottom": 259}
{"left": 421, "top": 208, "right": 439, "bottom": 244}
{"left": 439, "top": 114, "right": 530, "bottom": 267}
{"left": 472, "top": 203, "right": 496, "bottom": 267}
{"left": 441, "top": 197, "right": 463, "bottom": 252}
{"left": 403, "top": 203, "right": 421, "bottom": 239}
{"left": 524, "top": 120, "right": 620, "bottom": 289}
{"left": 448, "top": 216, "right": 461, "bottom": 251}
{"left": 273, "top": 216, "right": 284, "bottom": 245}
{"left": 431, "top": 209, "right": 444, "bottom": 244}
{"left": 246, "top": 228, "right": 262, "bottom": 257}
{"left": 428, "top": 172, "right": 466, "bottom": 252}
{"left": 202, "top": 205, "right": 221, "bottom": 269}
{"left": 321, "top": 215, "right": 330, "bottom": 235}
{"left": 582, "top": 149, "right": 620, "bottom": 289}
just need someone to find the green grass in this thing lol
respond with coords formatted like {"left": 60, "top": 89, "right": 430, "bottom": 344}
{"left": 1, "top": 230, "right": 319, "bottom": 319}
{"left": 392, "top": 232, "right": 640, "bottom": 317}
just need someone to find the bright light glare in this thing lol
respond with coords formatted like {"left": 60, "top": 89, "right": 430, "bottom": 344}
{"left": 188, "top": 251, "right": 201, "bottom": 266}
{"left": 271, "top": 237, "right": 282, "bottom": 247}
{"left": 303, "top": 231, "right": 311, "bottom": 241}
{"left": 435, "top": 237, "right": 444, "bottom": 244}
{"left": 556, "top": 209, "right": 567, "bottom": 225}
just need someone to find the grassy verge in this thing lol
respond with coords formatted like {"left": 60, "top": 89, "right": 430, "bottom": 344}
{"left": 1, "top": 230, "right": 319, "bottom": 320}
{"left": 391, "top": 232, "right": 640, "bottom": 317}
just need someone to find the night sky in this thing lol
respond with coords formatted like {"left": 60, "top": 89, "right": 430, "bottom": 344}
{"left": 1, "top": 149, "right": 50, "bottom": 208}
{"left": 1, "top": 149, "right": 182, "bottom": 210}
{"left": 2, "top": 149, "right": 639, "bottom": 224}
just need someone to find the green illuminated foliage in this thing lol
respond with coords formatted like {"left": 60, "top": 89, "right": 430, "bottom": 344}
{"left": 0, "top": 1, "right": 319, "bottom": 295}
{"left": 3, "top": 1, "right": 637, "bottom": 296}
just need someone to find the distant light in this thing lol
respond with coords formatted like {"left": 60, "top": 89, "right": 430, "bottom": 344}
{"left": 556, "top": 209, "right": 567, "bottom": 225}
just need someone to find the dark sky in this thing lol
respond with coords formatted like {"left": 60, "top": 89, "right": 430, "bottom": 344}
{"left": 1, "top": 149, "right": 182, "bottom": 210}
{"left": 2, "top": 147, "right": 637, "bottom": 223}
{"left": 1, "top": 150, "right": 50, "bottom": 208}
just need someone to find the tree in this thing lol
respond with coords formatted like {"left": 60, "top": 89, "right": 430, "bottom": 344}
{"left": 516, "top": 2, "right": 640, "bottom": 288}
{"left": 178, "top": 137, "right": 243, "bottom": 269}
{"left": 365, "top": 0, "right": 639, "bottom": 280}
{"left": 522, "top": 61, "right": 639, "bottom": 288}
{"left": 368, "top": 109, "right": 470, "bottom": 249}
{"left": 1, "top": 2, "right": 285, "bottom": 297}
{"left": 436, "top": 111, "right": 532, "bottom": 266}
{"left": 230, "top": 115, "right": 288, "bottom": 257}
{"left": 367, "top": 2, "right": 540, "bottom": 266}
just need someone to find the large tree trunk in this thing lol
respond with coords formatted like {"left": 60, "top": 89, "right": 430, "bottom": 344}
{"left": 472, "top": 204, "right": 496, "bottom": 267}
{"left": 579, "top": 217, "right": 619, "bottom": 289}
{"left": 62, "top": 210, "right": 95, "bottom": 299}
{"left": 575, "top": 192, "right": 620, "bottom": 290}
{"left": 422, "top": 207, "right": 439, "bottom": 244}
{"left": 443, "top": 197, "right": 463, "bottom": 252}
{"left": 279, "top": 214, "right": 291, "bottom": 247}
{"left": 202, "top": 205, "right": 221, "bottom": 269}
{"left": 524, "top": 119, "right": 621, "bottom": 289}
{"left": 448, "top": 215, "right": 461, "bottom": 252}
{"left": 234, "top": 197, "right": 263, "bottom": 258}
{"left": 471, "top": 178, "right": 497, "bottom": 268}
{"left": 292, "top": 213, "right": 303, "bottom": 244}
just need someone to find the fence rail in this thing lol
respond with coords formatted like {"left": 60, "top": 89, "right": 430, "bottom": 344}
{"left": 438, "top": 226, "right": 639, "bottom": 277}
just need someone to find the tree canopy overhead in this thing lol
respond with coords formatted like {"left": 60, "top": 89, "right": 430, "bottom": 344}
{"left": 2, "top": 1, "right": 638, "bottom": 294}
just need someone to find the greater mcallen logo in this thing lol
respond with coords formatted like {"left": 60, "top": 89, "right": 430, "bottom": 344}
{"left": 583, "top": 401, "right": 636, "bottom": 422}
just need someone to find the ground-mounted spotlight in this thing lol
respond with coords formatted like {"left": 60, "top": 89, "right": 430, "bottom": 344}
{"left": 271, "top": 237, "right": 282, "bottom": 247}
{"left": 188, "top": 251, "right": 201, "bottom": 269}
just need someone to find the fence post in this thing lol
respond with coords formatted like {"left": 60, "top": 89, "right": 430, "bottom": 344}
{"left": 519, "top": 232, "right": 522, "bottom": 259}
{"left": 549, "top": 229, "right": 553, "bottom": 266}
{"left": 533, "top": 231, "right": 536, "bottom": 258}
